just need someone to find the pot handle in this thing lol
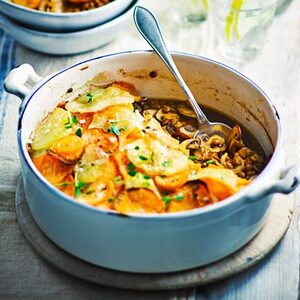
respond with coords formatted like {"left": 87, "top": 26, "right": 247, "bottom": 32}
{"left": 245, "top": 163, "right": 300, "bottom": 203}
{"left": 4, "top": 64, "right": 42, "bottom": 101}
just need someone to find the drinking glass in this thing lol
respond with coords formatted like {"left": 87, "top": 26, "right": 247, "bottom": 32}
{"left": 170, "top": 0, "right": 209, "bottom": 26}
{"left": 209, "top": 0, "right": 277, "bottom": 62}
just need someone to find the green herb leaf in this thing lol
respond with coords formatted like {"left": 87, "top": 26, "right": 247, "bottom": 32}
{"left": 139, "top": 155, "right": 148, "bottom": 161}
{"left": 113, "top": 176, "right": 123, "bottom": 183}
{"left": 150, "top": 152, "right": 154, "bottom": 164}
{"left": 161, "top": 196, "right": 171, "bottom": 204}
{"left": 75, "top": 181, "right": 88, "bottom": 197}
{"left": 127, "top": 163, "right": 137, "bottom": 177}
{"left": 134, "top": 146, "right": 140, "bottom": 150}
{"left": 174, "top": 194, "right": 184, "bottom": 201}
{"left": 188, "top": 156, "right": 198, "bottom": 161}
{"left": 205, "top": 159, "right": 215, "bottom": 165}
{"left": 72, "top": 115, "right": 78, "bottom": 125}
{"left": 55, "top": 182, "right": 70, "bottom": 187}
{"left": 64, "top": 117, "right": 72, "bottom": 129}
{"left": 162, "top": 161, "right": 170, "bottom": 167}
{"left": 86, "top": 92, "right": 94, "bottom": 104}
{"left": 108, "top": 197, "right": 115, "bottom": 202}
{"left": 75, "top": 128, "right": 82, "bottom": 137}
{"left": 143, "top": 174, "right": 151, "bottom": 179}
{"left": 107, "top": 121, "right": 125, "bottom": 136}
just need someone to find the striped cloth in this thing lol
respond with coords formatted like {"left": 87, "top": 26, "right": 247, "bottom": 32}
{"left": 0, "top": 29, "right": 16, "bottom": 139}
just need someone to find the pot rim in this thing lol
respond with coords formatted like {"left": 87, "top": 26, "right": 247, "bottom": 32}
{"left": 18, "top": 50, "right": 282, "bottom": 220}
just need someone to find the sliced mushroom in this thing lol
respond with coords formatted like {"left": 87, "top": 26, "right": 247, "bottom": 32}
{"left": 173, "top": 125, "right": 197, "bottom": 140}
{"left": 142, "top": 109, "right": 157, "bottom": 120}
{"left": 155, "top": 106, "right": 179, "bottom": 124}
{"left": 184, "top": 138, "right": 202, "bottom": 149}
{"left": 226, "top": 125, "right": 244, "bottom": 156}
{"left": 177, "top": 104, "right": 196, "bottom": 118}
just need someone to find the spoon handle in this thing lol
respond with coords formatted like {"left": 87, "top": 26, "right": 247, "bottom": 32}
{"left": 133, "top": 6, "right": 210, "bottom": 127}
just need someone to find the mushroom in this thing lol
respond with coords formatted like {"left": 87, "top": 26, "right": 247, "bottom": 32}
{"left": 226, "top": 125, "right": 244, "bottom": 156}
{"left": 177, "top": 104, "right": 196, "bottom": 118}
{"left": 173, "top": 125, "right": 197, "bottom": 140}
{"left": 142, "top": 109, "right": 157, "bottom": 120}
{"left": 155, "top": 106, "right": 179, "bottom": 125}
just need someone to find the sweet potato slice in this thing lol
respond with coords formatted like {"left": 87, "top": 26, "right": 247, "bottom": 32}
{"left": 76, "top": 180, "right": 114, "bottom": 207}
{"left": 32, "top": 153, "right": 73, "bottom": 184}
{"left": 49, "top": 134, "right": 85, "bottom": 164}
{"left": 154, "top": 171, "right": 188, "bottom": 191}
{"left": 114, "top": 188, "right": 164, "bottom": 214}
{"left": 200, "top": 178, "right": 233, "bottom": 201}
{"left": 82, "top": 128, "right": 118, "bottom": 152}
{"left": 55, "top": 174, "right": 75, "bottom": 197}
{"left": 167, "top": 183, "right": 198, "bottom": 213}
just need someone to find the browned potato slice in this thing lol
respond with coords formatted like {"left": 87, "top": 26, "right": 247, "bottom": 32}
{"left": 77, "top": 180, "right": 114, "bottom": 206}
{"left": 32, "top": 153, "right": 73, "bottom": 185}
{"left": 55, "top": 174, "right": 75, "bottom": 197}
{"left": 114, "top": 189, "right": 165, "bottom": 214}
{"left": 12, "top": 0, "right": 41, "bottom": 9}
{"left": 82, "top": 128, "right": 118, "bottom": 152}
{"left": 154, "top": 171, "right": 188, "bottom": 191}
{"left": 49, "top": 135, "right": 85, "bottom": 164}
{"left": 167, "top": 183, "right": 198, "bottom": 213}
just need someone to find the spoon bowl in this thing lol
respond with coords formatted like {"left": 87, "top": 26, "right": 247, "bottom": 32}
{"left": 133, "top": 6, "right": 232, "bottom": 139}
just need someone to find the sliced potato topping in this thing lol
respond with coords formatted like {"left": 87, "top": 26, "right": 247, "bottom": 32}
{"left": 75, "top": 144, "right": 117, "bottom": 183}
{"left": 31, "top": 108, "right": 72, "bottom": 151}
{"left": 32, "top": 153, "right": 73, "bottom": 184}
{"left": 126, "top": 138, "right": 189, "bottom": 176}
{"left": 188, "top": 166, "right": 249, "bottom": 195}
{"left": 49, "top": 134, "right": 85, "bottom": 164}
{"left": 29, "top": 81, "right": 259, "bottom": 214}
{"left": 65, "top": 86, "right": 138, "bottom": 113}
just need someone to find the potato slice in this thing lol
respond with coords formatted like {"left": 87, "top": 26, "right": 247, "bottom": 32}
{"left": 32, "top": 153, "right": 73, "bottom": 184}
{"left": 49, "top": 134, "right": 84, "bottom": 164}
{"left": 76, "top": 180, "right": 114, "bottom": 206}
{"left": 75, "top": 144, "right": 117, "bottom": 183}
{"left": 126, "top": 138, "right": 189, "bottom": 176}
{"left": 31, "top": 108, "right": 72, "bottom": 151}
{"left": 188, "top": 166, "right": 249, "bottom": 199}
{"left": 81, "top": 128, "right": 119, "bottom": 153}
{"left": 114, "top": 189, "right": 164, "bottom": 214}
{"left": 154, "top": 171, "right": 189, "bottom": 191}
{"left": 65, "top": 86, "right": 138, "bottom": 113}
{"left": 166, "top": 183, "right": 198, "bottom": 213}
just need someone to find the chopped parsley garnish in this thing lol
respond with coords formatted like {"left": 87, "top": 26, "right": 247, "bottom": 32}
{"left": 108, "top": 197, "right": 115, "bottom": 202}
{"left": 72, "top": 115, "right": 78, "bottom": 125}
{"left": 113, "top": 176, "right": 123, "bottom": 183}
{"left": 161, "top": 193, "right": 184, "bottom": 204}
{"left": 162, "top": 160, "right": 170, "bottom": 167}
{"left": 55, "top": 182, "right": 71, "bottom": 187}
{"left": 127, "top": 163, "right": 137, "bottom": 177}
{"left": 143, "top": 174, "right": 151, "bottom": 179}
{"left": 174, "top": 194, "right": 184, "bottom": 201}
{"left": 64, "top": 117, "right": 72, "bottom": 129}
{"left": 86, "top": 92, "right": 94, "bottom": 104}
{"left": 75, "top": 128, "right": 82, "bottom": 137}
{"left": 150, "top": 152, "right": 154, "bottom": 164}
{"left": 134, "top": 146, "right": 140, "bottom": 150}
{"left": 205, "top": 159, "right": 215, "bottom": 165}
{"left": 162, "top": 196, "right": 171, "bottom": 204}
{"left": 188, "top": 156, "right": 198, "bottom": 161}
{"left": 139, "top": 155, "right": 148, "bottom": 161}
{"left": 108, "top": 121, "right": 125, "bottom": 136}
{"left": 75, "top": 181, "right": 88, "bottom": 197}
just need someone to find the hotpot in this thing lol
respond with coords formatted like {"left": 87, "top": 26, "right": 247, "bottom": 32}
{"left": 4, "top": 51, "right": 300, "bottom": 273}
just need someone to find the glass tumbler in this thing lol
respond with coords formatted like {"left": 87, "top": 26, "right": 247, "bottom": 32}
{"left": 170, "top": 0, "right": 209, "bottom": 26}
{"left": 209, "top": 0, "right": 277, "bottom": 62}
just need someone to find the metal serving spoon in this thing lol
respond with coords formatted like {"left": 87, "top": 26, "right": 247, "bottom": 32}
{"left": 133, "top": 6, "right": 231, "bottom": 139}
